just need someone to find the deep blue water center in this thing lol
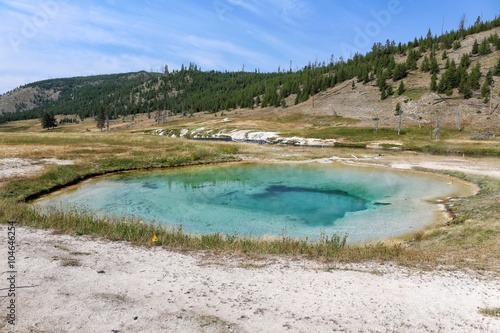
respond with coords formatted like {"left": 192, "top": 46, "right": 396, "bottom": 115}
{"left": 216, "top": 184, "right": 369, "bottom": 226}
{"left": 36, "top": 163, "right": 471, "bottom": 243}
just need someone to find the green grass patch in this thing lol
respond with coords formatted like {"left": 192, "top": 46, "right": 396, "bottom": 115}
{"left": 0, "top": 125, "right": 32, "bottom": 132}
{"left": 334, "top": 142, "right": 367, "bottom": 148}
{"left": 281, "top": 126, "right": 429, "bottom": 141}
{"left": 217, "top": 144, "right": 240, "bottom": 154}
{"left": 404, "top": 141, "right": 500, "bottom": 156}
{"left": 380, "top": 143, "right": 402, "bottom": 149}
{"left": 312, "top": 115, "right": 361, "bottom": 126}
{"left": 403, "top": 87, "right": 427, "bottom": 100}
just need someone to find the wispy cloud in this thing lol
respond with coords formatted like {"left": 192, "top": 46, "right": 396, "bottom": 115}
{"left": 0, "top": 0, "right": 42, "bottom": 15}
{"left": 226, "top": 0, "right": 261, "bottom": 16}
{"left": 226, "top": 0, "right": 309, "bottom": 23}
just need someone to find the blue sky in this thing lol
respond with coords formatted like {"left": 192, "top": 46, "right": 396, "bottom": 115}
{"left": 0, "top": 0, "right": 498, "bottom": 94}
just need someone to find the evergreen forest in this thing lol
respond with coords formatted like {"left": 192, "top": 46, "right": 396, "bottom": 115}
{"left": 1, "top": 15, "right": 499, "bottom": 125}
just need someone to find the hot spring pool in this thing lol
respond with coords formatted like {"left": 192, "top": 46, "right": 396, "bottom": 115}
{"left": 35, "top": 163, "right": 475, "bottom": 243}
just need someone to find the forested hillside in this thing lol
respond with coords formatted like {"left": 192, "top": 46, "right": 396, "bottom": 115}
{"left": 1, "top": 15, "right": 499, "bottom": 126}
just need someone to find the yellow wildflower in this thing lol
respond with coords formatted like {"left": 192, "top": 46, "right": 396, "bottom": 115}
{"left": 151, "top": 234, "right": 158, "bottom": 243}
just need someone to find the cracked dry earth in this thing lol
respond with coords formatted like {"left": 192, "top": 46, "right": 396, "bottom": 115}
{"left": 1, "top": 226, "right": 499, "bottom": 333}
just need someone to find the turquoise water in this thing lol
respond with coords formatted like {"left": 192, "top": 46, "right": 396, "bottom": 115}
{"left": 35, "top": 163, "right": 473, "bottom": 243}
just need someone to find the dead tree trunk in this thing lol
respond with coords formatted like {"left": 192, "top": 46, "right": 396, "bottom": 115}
{"left": 397, "top": 112, "right": 403, "bottom": 135}
{"left": 373, "top": 117, "right": 379, "bottom": 135}
{"left": 434, "top": 117, "right": 441, "bottom": 140}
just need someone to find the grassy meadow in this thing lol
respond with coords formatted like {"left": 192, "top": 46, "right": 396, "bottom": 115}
{"left": 1, "top": 117, "right": 500, "bottom": 272}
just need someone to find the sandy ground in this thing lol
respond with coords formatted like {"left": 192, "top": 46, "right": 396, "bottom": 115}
{"left": 0, "top": 226, "right": 499, "bottom": 333}
{"left": 0, "top": 158, "right": 74, "bottom": 178}
{"left": 1, "top": 156, "right": 500, "bottom": 332}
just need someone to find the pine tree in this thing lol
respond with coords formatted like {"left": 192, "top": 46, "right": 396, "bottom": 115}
{"left": 496, "top": 34, "right": 500, "bottom": 51}
{"left": 471, "top": 39, "right": 479, "bottom": 54}
{"left": 444, "top": 58, "right": 450, "bottom": 70}
{"left": 386, "top": 84, "right": 394, "bottom": 96}
{"left": 469, "top": 63, "right": 482, "bottom": 90}
{"left": 96, "top": 106, "right": 106, "bottom": 131}
{"left": 458, "top": 70, "right": 469, "bottom": 93}
{"left": 478, "top": 39, "right": 492, "bottom": 55}
{"left": 376, "top": 70, "right": 387, "bottom": 91}
{"left": 485, "top": 70, "right": 493, "bottom": 86}
{"left": 448, "top": 60, "right": 459, "bottom": 88}
{"left": 481, "top": 80, "right": 490, "bottom": 102}
{"left": 380, "top": 87, "right": 388, "bottom": 100}
{"left": 461, "top": 79, "right": 472, "bottom": 99}
{"left": 392, "top": 63, "right": 407, "bottom": 81}
{"left": 397, "top": 81, "right": 406, "bottom": 95}
{"left": 438, "top": 72, "right": 453, "bottom": 95}
{"left": 40, "top": 111, "right": 57, "bottom": 129}
{"left": 431, "top": 73, "right": 438, "bottom": 92}
{"left": 421, "top": 56, "right": 430, "bottom": 72}
{"left": 362, "top": 70, "right": 370, "bottom": 84}
{"left": 405, "top": 49, "right": 418, "bottom": 70}
{"left": 495, "top": 57, "right": 500, "bottom": 76}
{"left": 459, "top": 53, "right": 471, "bottom": 69}
{"left": 459, "top": 71, "right": 471, "bottom": 98}
{"left": 429, "top": 56, "right": 439, "bottom": 74}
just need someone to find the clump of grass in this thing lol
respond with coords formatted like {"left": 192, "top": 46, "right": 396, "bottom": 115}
{"left": 217, "top": 144, "right": 239, "bottom": 154}
{"left": 59, "top": 258, "right": 81, "bottom": 267}
{"left": 334, "top": 142, "right": 367, "bottom": 149}
{"left": 479, "top": 307, "right": 500, "bottom": 317}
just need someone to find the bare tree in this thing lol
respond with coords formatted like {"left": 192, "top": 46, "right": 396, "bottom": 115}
{"left": 459, "top": 14, "right": 466, "bottom": 40}
{"left": 395, "top": 102, "right": 403, "bottom": 135}
{"left": 373, "top": 117, "right": 379, "bottom": 135}
{"left": 434, "top": 116, "right": 441, "bottom": 140}
{"left": 156, "top": 106, "right": 167, "bottom": 125}
{"left": 331, "top": 101, "right": 338, "bottom": 117}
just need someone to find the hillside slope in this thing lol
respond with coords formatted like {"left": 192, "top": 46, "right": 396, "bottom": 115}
{"left": 1, "top": 19, "right": 499, "bottom": 130}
